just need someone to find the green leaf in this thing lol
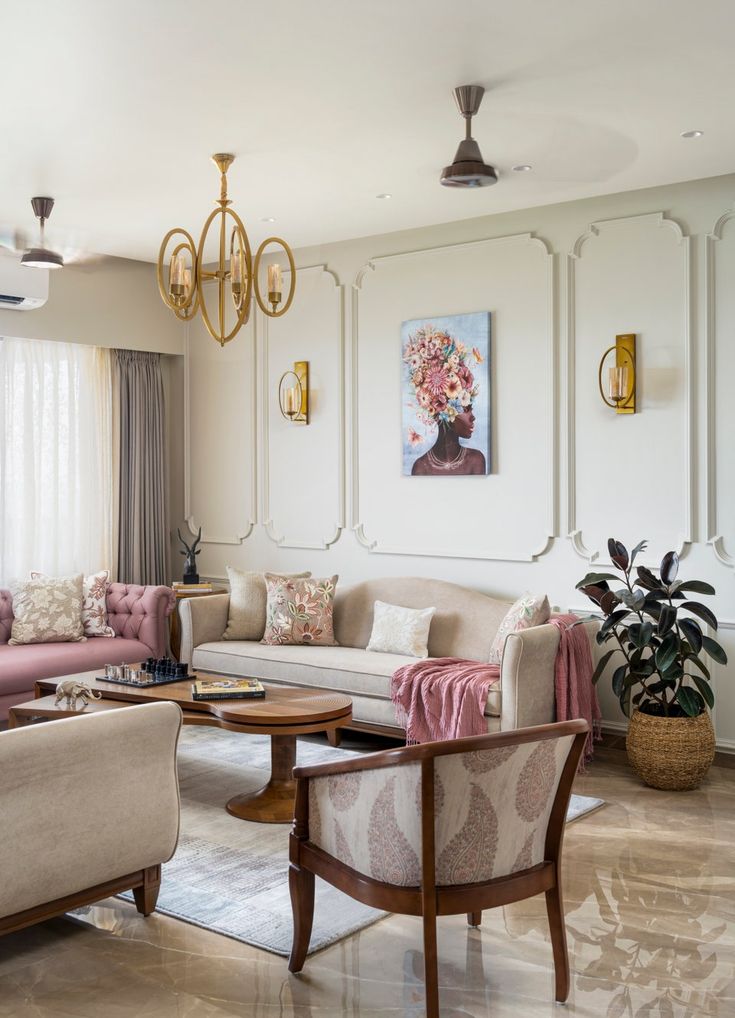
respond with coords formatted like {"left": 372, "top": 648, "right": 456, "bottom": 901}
{"left": 691, "top": 674, "right": 715, "bottom": 709}
{"left": 630, "top": 540, "right": 649, "bottom": 566}
{"left": 628, "top": 621, "right": 654, "bottom": 648}
{"left": 686, "top": 654, "right": 711, "bottom": 680}
{"left": 702, "top": 635, "right": 728, "bottom": 665}
{"left": 600, "top": 609, "right": 632, "bottom": 636}
{"left": 676, "top": 686, "right": 703, "bottom": 717}
{"left": 658, "top": 604, "right": 677, "bottom": 636}
{"left": 679, "top": 618, "right": 703, "bottom": 654}
{"left": 591, "top": 649, "right": 617, "bottom": 684}
{"left": 575, "top": 572, "right": 624, "bottom": 588}
{"left": 655, "top": 633, "right": 679, "bottom": 673}
{"left": 674, "top": 580, "right": 716, "bottom": 596}
{"left": 682, "top": 601, "right": 718, "bottom": 630}
{"left": 636, "top": 566, "right": 661, "bottom": 591}
{"left": 619, "top": 686, "right": 632, "bottom": 718}
{"left": 612, "top": 665, "right": 627, "bottom": 698}
{"left": 660, "top": 550, "right": 679, "bottom": 585}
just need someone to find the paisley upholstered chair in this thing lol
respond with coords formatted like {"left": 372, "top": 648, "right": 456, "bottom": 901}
{"left": 288, "top": 719, "right": 588, "bottom": 1018}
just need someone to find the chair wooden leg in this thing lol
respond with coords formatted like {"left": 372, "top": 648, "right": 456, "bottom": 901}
{"left": 467, "top": 911, "right": 482, "bottom": 927}
{"left": 545, "top": 880, "right": 570, "bottom": 1002}
{"left": 423, "top": 913, "right": 440, "bottom": 1018}
{"left": 327, "top": 728, "right": 341, "bottom": 748}
{"left": 288, "top": 863, "right": 315, "bottom": 973}
{"left": 132, "top": 865, "right": 161, "bottom": 917}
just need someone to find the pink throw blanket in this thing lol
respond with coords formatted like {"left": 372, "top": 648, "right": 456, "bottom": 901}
{"left": 549, "top": 613, "right": 601, "bottom": 762}
{"left": 391, "top": 657, "right": 501, "bottom": 744}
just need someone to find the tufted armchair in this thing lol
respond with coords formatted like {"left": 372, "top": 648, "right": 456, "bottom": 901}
{"left": 0, "top": 582, "right": 175, "bottom": 720}
{"left": 289, "top": 719, "right": 588, "bottom": 1017}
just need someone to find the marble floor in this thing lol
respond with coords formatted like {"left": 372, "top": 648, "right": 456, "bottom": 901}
{"left": 1, "top": 746, "right": 733, "bottom": 1017}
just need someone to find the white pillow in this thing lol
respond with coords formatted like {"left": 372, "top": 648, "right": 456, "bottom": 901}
{"left": 489, "top": 593, "right": 551, "bottom": 664}
{"left": 31, "top": 569, "right": 114, "bottom": 638}
{"left": 366, "top": 600, "right": 436, "bottom": 658}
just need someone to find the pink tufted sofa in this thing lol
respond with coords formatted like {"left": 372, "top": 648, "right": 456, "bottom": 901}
{"left": 0, "top": 583, "right": 175, "bottom": 721}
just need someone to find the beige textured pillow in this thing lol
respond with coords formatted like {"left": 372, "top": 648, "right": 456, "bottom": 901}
{"left": 223, "top": 568, "right": 311, "bottom": 641}
{"left": 366, "top": 600, "right": 436, "bottom": 658}
{"left": 261, "top": 574, "right": 338, "bottom": 646}
{"left": 489, "top": 593, "right": 551, "bottom": 664}
{"left": 9, "top": 574, "right": 86, "bottom": 645}
{"left": 30, "top": 569, "right": 114, "bottom": 638}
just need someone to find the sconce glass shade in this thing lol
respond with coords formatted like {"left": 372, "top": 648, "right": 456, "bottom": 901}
{"left": 608, "top": 365, "right": 628, "bottom": 403}
{"left": 278, "top": 361, "right": 309, "bottom": 425}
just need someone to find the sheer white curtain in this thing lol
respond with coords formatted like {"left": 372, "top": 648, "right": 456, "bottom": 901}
{"left": 0, "top": 336, "right": 116, "bottom": 583}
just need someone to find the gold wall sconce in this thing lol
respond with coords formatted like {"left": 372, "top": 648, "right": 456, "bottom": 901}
{"left": 278, "top": 361, "right": 309, "bottom": 425}
{"left": 598, "top": 334, "right": 636, "bottom": 414}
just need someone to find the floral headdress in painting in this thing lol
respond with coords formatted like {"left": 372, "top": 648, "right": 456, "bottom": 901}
{"left": 403, "top": 324, "right": 482, "bottom": 432}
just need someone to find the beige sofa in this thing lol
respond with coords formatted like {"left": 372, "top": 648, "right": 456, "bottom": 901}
{"left": 180, "top": 577, "right": 591, "bottom": 736}
{"left": 0, "top": 702, "right": 182, "bottom": 935}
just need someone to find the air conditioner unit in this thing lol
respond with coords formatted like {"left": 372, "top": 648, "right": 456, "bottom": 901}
{"left": 0, "top": 254, "right": 49, "bottom": 310}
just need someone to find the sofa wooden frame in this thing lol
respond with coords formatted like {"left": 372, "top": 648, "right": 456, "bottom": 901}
{"left": 288, "top": 719, "right": 589, "bottom": 1018}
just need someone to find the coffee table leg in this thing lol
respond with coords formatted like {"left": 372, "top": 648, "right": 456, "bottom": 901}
{"left": 226, "top": 734, "right": 297, "bottom": 824}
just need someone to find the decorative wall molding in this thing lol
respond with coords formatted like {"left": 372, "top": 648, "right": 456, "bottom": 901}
{"left": 351, "top": 232, "right": 558, "bottom": 562}
{"left": 184, "top": 286, "right": 258, "bottom": 546}
{"left": 566, "top": 212, "right": 694, "bottom": 564}
{"left": 705, "top": 208, "right": 735, "bottom": 567}
{"left": 261, "top": 263, "right": 346, "bottom": 550}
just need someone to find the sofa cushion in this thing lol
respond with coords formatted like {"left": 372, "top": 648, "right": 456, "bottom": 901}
{"left": 192, "top": 641, "right": 502, "bottom": 717}
{"left": 0, "top": 638, "right": 152, "bottom": 697}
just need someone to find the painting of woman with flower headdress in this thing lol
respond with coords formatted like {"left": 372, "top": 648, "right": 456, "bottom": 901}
{"left": 402, "top": 312, "right": 491, "bottom": 476}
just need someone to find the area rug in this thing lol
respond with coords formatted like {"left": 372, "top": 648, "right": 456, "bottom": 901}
{"left": 121, "top": 727, "right": 604, "bottom": 956}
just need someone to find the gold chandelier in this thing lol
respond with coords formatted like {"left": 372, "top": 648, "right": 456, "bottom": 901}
{"left": 157, "top": 153, "right": 296, "bottom": 346}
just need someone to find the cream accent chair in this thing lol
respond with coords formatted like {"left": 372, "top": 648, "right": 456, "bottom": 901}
{"left": 288, "top": 719, "right": 589, "bottom": 1018}
{"left": 179, "top": 577, "right": 592, "bottom": 737}
{"left": 0, "top": 702, "right": 182, "bottom": 935}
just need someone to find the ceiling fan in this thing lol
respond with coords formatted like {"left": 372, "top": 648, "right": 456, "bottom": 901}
{"left": 0, "top": 196, "right": 102, "bottom": 269}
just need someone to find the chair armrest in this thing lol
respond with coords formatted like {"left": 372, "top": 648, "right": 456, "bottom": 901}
{"left": 0, "top": 701, "right": 182, "bottom": 920}
{"left": 178, "top": 593, "right": 230, "bottom": 665}
{"left": 500, "top": 620, "right": 598, "bottom": 730}
{"left": 106, "top": 583, "right": 176, "bottom": 657}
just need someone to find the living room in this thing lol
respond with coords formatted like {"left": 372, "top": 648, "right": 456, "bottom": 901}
{"left": 1, "top": 2, "right": 733, "bottom": 1015}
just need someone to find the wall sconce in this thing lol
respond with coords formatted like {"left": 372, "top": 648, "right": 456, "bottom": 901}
{"left": 278, "top": 361, "right": 309, "bottom": 425}
{"left": 598, "top": 334, "right": 636, "bottom": 414}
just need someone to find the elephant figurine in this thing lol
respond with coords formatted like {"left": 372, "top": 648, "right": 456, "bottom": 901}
{"left": 55, "top": 680, "right": 103, "bottom": 711}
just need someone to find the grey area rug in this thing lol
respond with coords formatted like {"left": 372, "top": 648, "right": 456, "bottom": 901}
{"left": 120, "top": 727, "right": 604, "bottom": 956}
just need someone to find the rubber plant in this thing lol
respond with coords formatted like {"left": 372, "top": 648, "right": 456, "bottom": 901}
{"left": 576, "top": 539, "right": 727, "bottom": 718}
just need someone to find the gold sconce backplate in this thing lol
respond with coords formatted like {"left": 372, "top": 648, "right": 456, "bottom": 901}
{"left": 599, "top": 333, "right": 636, "bottom": 414}
{"left": 278, "top": 360, "right": 309, "bottom": 425}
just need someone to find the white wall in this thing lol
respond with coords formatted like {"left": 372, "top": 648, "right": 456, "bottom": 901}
{"left": 180, "top": 173, "right": 735, "bottom": 750}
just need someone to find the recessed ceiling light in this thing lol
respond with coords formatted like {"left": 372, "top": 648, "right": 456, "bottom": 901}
{"left": 376, "top": 193, "right": 392, "bottom": 199}
{"left": 512, "top": 164, "right": 533, "bottom": 172}
{"left": 261, "top": 216, "right": 276, "bottom": 222}
{"left": 680, "top": 130, "right": 703, "bottom": 139}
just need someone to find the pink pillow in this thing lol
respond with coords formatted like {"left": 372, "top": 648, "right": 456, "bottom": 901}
{"left": 489, "top": 593, "right": 551, "bottom": 664}
{"left": 261, "top": 574, "right": 339, "bottom": 646}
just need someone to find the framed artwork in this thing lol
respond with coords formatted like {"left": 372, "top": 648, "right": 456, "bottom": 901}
{"left": 401, "top": 311, "right": 491, "bottom": 476}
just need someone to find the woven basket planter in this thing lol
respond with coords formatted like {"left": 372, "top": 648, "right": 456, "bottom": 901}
{"left": 626, "top": 710, "right": 715, "bottom": 790}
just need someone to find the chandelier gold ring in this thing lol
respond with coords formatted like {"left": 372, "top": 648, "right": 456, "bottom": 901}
{"left": 254, "top": 236, "right": 296, "bottom": 318}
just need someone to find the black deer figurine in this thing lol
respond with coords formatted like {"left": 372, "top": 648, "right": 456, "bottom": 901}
{"left": 177, "top": 526, "right": 202, "bottom": 584}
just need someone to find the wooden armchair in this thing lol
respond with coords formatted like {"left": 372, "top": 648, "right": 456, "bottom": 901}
{"left": 288, "top": 719, "right": 588, "bottom": 1017}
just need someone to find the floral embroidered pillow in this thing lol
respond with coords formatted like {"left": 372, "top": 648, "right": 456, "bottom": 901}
{"left": 9, "top": 574, "right": 86, "bottom": 645}
{"left": 261, "top": 574, "right": 339, "bottom": 646}
{"left": 31, "top": 569, "right": 114, "bottom": 638}
{"left": 489, "top": 593, "right": 551, "bottom": 664}
{"left": 366, "top": 600, "right": 436, "bottom": 658}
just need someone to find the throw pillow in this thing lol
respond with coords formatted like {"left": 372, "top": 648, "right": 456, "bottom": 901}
{"left": 261, "top": 574, "right": 338, "bottom": 646}
{"left": 489, "top": 593, "right": 551, "bottom": 664}
{"left": 366, "top": 600, "right": 436, "bottom": 658}
{"left": 9, "top": 574, "right": 86, "bottom": 645}
{"left": 31, "top": 569, "right": 114, "bottom": 638}
{"left": 223, "top": 568, "right": 312, "bottom": 641}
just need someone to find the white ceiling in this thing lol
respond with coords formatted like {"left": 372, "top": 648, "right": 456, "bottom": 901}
{"left": 2, "top": 0, "right": 734, "bottom": 263}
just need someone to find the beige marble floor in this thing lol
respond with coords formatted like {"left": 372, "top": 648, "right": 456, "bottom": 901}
{"left": 1, "top": 747, "right": 733, "bottom": 1017}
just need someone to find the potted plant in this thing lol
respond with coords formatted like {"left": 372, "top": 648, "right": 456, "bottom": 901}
{"left": 576, "top": 538, "right": 727, "bottom": 790}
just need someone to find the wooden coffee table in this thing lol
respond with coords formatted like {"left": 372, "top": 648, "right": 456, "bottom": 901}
{"left": 30, "top": 671, "right": 352, "bottom": 824}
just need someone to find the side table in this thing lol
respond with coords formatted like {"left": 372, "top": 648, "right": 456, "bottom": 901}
{"left": 169, "top": 585, "right": 227, "bottom": 660}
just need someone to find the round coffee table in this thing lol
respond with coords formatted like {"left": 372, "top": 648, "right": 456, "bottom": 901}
{"left": 33, "top": 674, "right": 352, "bottom": 825}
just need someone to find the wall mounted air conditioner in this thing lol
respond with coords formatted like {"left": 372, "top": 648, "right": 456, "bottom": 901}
{"left": 0, "top": 254, "right": 49, "bottom": 310}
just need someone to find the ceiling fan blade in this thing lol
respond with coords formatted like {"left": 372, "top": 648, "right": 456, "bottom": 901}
{"left": 0, "top": 227, "right": 29, "bottom": 254}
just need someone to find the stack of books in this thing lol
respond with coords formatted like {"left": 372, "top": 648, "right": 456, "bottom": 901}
{"left": 173, "top": 581, "right": 214, "bottom": 592}
{"left": 191, "top": 678, "right": 266, "bottom": 701}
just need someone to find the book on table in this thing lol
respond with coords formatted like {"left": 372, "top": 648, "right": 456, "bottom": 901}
{"left": 192, "top": 678, "right": 265, "bottom": 701}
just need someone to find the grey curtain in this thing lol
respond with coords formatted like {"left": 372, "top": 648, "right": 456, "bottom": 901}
{"left": 114, "top": 349, "right": 168, "bottom": 585}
